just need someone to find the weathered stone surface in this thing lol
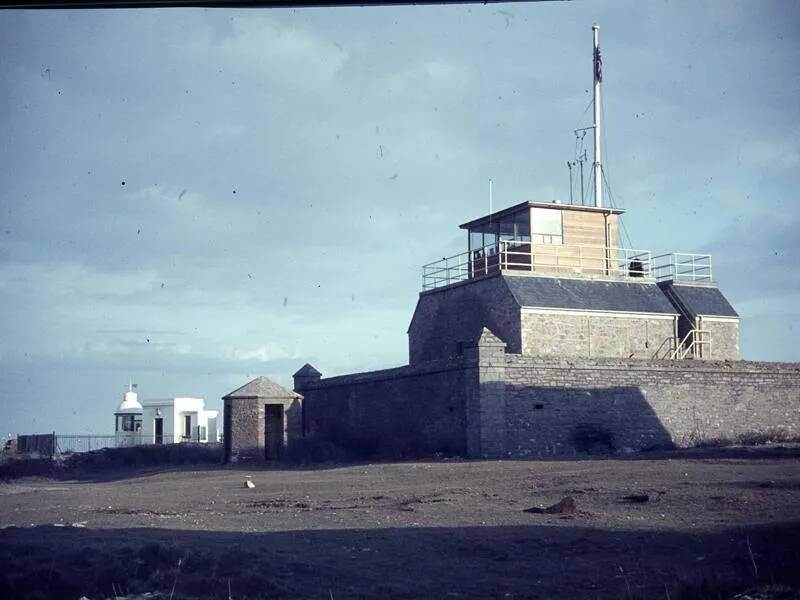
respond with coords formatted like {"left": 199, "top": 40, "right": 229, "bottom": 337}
{"left": 408, "top": 275, "right": 522, "bottom": 364}
{"left": 223, "top": 378, "right": 304, "bottom": 463}
{"left": 520, "top": 310, "right": 677, "bottom": 359}
{"left": 299, "top": 346, "right": 800, "bottom": 459}
{"left": 698, "top": 318, "right": 739, "bottom": 360}
{"left": 503, "top": 355, "right": 800, "bottom": 457}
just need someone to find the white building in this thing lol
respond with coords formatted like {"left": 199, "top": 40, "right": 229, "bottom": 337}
{"left": 114, "top": 384, "right": 219, "bottom": 446}
{"left": 114, "top": 383, "right": 144, "bottom": 447}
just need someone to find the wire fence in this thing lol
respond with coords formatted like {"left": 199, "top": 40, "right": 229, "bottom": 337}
{"left": 11, "top": 433, "right": 220, "bottom": 457}
{"left": 56, "top": 435, "right": 119, "bottom": 454}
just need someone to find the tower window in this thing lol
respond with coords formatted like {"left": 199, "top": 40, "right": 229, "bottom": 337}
{"left": 531, "top": 208, "right": 563, "bottom": 244}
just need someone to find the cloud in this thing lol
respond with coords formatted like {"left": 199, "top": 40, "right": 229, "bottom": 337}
{"left": 222, "top": 343, "right": 295, "bottom": 363}
{"left": 2, "top": 3, "right": 800, "bottom": 433}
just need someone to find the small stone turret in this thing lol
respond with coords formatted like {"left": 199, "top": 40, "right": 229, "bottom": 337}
{"left": 293, "top": 363, "right": 322, "bottom": 392}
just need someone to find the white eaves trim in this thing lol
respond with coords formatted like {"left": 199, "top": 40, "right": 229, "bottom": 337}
{"left": 521, "top": 306, "right": 677, "bottom": 320}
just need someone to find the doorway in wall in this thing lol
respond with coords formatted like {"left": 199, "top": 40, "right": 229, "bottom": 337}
{"left": 155, "top": 418, "right": 163, "bottom": 445}
{"left": 264, "top": 405, "right": 284, "bottom": 460}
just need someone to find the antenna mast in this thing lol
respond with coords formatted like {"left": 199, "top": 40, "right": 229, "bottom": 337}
{"left": 592, "top": 23, "right": 603, "bottom": 209}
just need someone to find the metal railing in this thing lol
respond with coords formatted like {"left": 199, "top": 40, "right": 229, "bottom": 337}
{"left": 56, "top": 435, "right": 118, "bottom": 454}
{"left": 53, "top": 433, "right": 215, "bottom": 454}
{"left": 422, "top": 241, "right": 654, "bottom": 290}
{"left": 653, "top": 253, "right": 713, "bottom": 283}
{"left": 651, "top": 336, "right": 678, "bottom": 360}
{"left": 670, "top": 329, "right": 711, "bottom": 360}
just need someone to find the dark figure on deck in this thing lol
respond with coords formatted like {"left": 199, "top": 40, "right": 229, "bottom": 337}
{"left": 629, "top": 258, "right": 645, "bottom": 278}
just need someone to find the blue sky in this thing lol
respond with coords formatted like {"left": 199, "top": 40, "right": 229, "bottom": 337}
{"left": 1, "top": 1, "right": 798, "bottom": 435}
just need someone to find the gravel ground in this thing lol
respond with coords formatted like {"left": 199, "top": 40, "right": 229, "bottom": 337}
{"left": 1, "top": 448, "right": 800, "bottom": 599}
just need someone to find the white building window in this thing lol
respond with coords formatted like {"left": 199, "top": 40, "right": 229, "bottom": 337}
{"left": 531, "top": 207, "right": 563, "bottom": 244}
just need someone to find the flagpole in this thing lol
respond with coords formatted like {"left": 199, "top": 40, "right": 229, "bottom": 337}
{"left": 592, "top": 23, "right": 602, "bottom": 209}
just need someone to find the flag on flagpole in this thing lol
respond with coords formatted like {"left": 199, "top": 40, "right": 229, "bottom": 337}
{"left": 595, "top": 47, "right": 603, "bottom": 83}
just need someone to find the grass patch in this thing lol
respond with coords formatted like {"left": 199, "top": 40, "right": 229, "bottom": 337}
{"left": 0, "top": 443, "right": 223, "bottom": 480}
{"left": 689, "top": 427, "right": 800, "bottom": 450}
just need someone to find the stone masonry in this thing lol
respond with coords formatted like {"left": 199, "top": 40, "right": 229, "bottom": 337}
{"left": 296, "top": 328, "right": 800, "bottom": 459}
{"left": 698, "top": 318, "right": 740, "bottom": 361}
{"left": 520, "top": 309, "right": 676, "bottom": 359}
{"left": 223, "top": 377, "right": 303, "bottom": 462}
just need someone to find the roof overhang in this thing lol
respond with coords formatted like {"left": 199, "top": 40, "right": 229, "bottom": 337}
{"left": 459, "top": 201, "right": 625, "bottom": 230}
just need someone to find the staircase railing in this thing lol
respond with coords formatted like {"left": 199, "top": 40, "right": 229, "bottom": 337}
{"left": 651, "top": 336, "right": 677, "bottom": 359}
{"left": 670, "top": 329, "right": 711, "bottom": 360}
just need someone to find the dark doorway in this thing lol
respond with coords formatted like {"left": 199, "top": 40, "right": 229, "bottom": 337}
{"left": 155, "top": 417, "right": 164, "bottom": 445}
{"left": 264, "top": 405, "right": 284, "bottom": 460}
{"left": 184, "top": 415, "right": 192, "bottom": 441}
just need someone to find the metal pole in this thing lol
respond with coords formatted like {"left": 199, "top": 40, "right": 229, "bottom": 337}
{"left": 567, "top": 162, "right": 574, "bottom": 204}
{"left": 592, "top": 24, "right": 603, "bottom": 209}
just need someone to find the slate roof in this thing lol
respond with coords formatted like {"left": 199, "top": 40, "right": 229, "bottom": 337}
{"left": 658, "top": 282, "right": 739, "bottom": 318}
{"left": 293, "top": 363, "right": 321, "bottom": 377}
{"left": 504, "top": 275, "right": 678, "bottom": 314}
{"left": 223, "top": 376, "right": 298, "bottom": 400}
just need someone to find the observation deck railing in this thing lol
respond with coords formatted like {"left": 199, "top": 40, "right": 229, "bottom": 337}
{"left": 422, "top": 241, "right": 653, "bottom": 291}
{"left": 652, "top": 253, "right": 713, "bottom": 283}
{"left": 422, "top": 242, "right": 714, "bottom": 291}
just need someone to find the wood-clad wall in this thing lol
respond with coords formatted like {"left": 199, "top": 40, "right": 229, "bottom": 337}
{"left": 526, "top": 207, "right": 621, "bottom": 276}
{"left": 560, "top": 209, "right": 619, "bottom": 248}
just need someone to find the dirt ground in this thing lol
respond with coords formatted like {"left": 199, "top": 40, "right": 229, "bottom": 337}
{"left": 2, "top": 448, "right": 800, "bottom": 599}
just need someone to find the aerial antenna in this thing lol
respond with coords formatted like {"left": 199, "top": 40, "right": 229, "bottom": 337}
{"left": 566, "top": 161, "right": 575, "bottom": 204}
{"left": 592, "top": 23, "right": 603, "bottom": 208}
{"left": 572, "top": 129, "right": 590, "bottom": 205}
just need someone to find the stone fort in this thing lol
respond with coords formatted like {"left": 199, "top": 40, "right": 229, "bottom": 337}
{"left": 222, "top": 26, "right": 799, "bottom": 461}
{"left": 223, "top": 198, "right": 799, "bottom": 461}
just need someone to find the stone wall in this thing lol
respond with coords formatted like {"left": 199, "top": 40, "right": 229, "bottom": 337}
{"left": 296, "top": 357, "right": 474, "bottom": 457}
{"left": 698, "top": 317, "right": 740, "bottom": 361}
{"left": 408, "top": 275, "right": 521, "bottom": 364}
{"left": 500, "top": 355, "right": 800, "bottom": 457}
{"left": 224, "top": 397, "right": 304, "bottom": 462}
{"left": 224, "top": 397, "right": 261, "bottom": 461}
{"left": 520, "top": 309, "right": 677, "bottom": 360}
{"left": 296, "top": 333, "right": 800, "bottom": 459}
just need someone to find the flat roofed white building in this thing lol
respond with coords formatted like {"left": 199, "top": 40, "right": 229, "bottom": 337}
{"left": 139, "top": 397, "right": 219, "bottom": 445}
{"left": 114, "top": 384, "right": 219, "bottom": 446}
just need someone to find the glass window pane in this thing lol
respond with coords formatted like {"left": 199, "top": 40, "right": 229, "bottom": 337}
{"left": 532, "top": 207, "right": 563, "bottom": 236}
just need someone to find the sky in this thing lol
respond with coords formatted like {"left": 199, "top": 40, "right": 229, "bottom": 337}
{"left": 1, "top": 1, "right": 798, "bottom": 435}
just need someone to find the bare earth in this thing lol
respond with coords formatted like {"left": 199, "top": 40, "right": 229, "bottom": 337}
{"left": 1, "top": 449, "right": 800, "bottom": 599}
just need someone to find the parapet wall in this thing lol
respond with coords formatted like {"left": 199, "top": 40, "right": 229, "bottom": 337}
{"left": 296, "top": 334, "right": 800, "bottom": 458}
{"left": 501, "top": 355, "right": 800, "bottom": 457}
{"left": 297, "top": 357, "right": 474, "bottom": 457}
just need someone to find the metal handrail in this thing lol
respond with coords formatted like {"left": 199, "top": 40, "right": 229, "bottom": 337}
{"left": 653, "top": 253, "right": 713, "bottom": 283}
{"left": 651, "top": 336, "right": 677, "bottom": 360}
{"left": 670, "top": 328, "right": 711, "bottom": 360}
{"left": 422, "top": 241, "right": 655, "bottom": 290}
